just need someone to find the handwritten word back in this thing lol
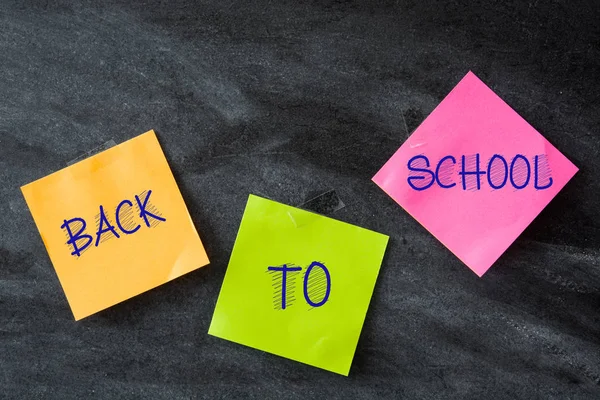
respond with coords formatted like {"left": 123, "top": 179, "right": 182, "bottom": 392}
{"left": 20, "top": 130, "right": 210, "bottom": 320}
{"left": 61, "top": 190, "right": 166, "bottom": 257}
{"left": 407, "top": 154, "right": 553, "bottom": 191}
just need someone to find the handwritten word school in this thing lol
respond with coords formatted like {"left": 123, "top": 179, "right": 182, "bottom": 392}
{"left": 61, "top": 190, "right": 166, "bottom": 257}
{"left": 268, "top": 261, "right": 331, "bottom": 309}
{"left": 407, "top": 154, "right": 553, "bottom": 191}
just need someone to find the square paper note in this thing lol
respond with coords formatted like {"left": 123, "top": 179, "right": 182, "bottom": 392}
{"left": 373, "top": 71, "right": 578, "bottom": 276}
{"left": 21, "top": 130, "right": 209, "bottom": 320}
{"left": 208, "top": 195, "right": 388, "bottom": 375}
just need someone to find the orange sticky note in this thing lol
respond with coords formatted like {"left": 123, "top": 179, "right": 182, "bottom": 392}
{"left": 21, "top": 130, "right": 209, "bottom": 320}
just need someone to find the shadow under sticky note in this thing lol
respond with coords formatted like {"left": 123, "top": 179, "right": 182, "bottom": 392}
{"left": 21, "top": 130, "right": 210, "bottom": 320}
{"left": 208, "top": 194, "right": 389, "bottom": 376}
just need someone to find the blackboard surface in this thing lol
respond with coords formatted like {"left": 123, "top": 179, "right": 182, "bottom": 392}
{"left": 1, "top": 1, "right": 599, "bottom": 398}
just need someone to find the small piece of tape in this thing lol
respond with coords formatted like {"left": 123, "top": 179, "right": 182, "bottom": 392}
{"left": 66, "top": 139, "right": 117, "bottom": 166}
{"left": 298, "top": 189, "right": 345, "bottom": 215}
{"left": 288, "top": 190, "right": 345, "bottom": 228}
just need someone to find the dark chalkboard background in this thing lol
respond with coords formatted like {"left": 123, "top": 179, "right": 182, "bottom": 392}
{"left": 1, "top": 1, "right": 599, "bottom": 398}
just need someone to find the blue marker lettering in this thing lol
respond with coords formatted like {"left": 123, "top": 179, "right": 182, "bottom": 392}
{"left": 510, "top": 154, "right": 531, "bottom": 189}
{"left": 435, "top": 155, "right": 456, "bottom": 189}
{"left": 95, "top": 205, "right": 120, "bottom": 246}
{"left": 487, "top": 154, "right": 508, "bottom": 189}
{"left": 61, "top": 217, "right": 93, "bottom": 257}
{"left": 534, "top": 154, "right": 553, "bottom": 190}
{"left": 135, "top": 190, "right": 166, "bottom": 227}
{"left": 115, "top": 199, "right": 141, "bottom": 234}
{"left": 268, "top": 264, "right": 302, "bottom": 309}
{"left": 407, "top": 155, "right": 435, "bottom": 191}
{"left": 459, "top": 154, "right": 486, "bottom": 190}
{"left": 303, "top": 261, "right": 331, "bottom": 307}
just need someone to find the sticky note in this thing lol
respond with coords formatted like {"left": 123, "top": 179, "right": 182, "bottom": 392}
{"left": 373, "top": 71, "right": 578, "bottom": 277}
{"left": 21, "top": 130, "right": 209, "bottom": 320}
{"left": 208, "top": 195, "right": 388, "bottom": 375}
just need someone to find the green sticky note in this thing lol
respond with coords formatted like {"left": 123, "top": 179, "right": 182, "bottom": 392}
{"left": 209, "top": 194, "right": 389, "bottom": 375}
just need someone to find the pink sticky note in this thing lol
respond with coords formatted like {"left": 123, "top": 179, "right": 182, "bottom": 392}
{"left": 373, "top": 71, "right": 578, "bottom": 277}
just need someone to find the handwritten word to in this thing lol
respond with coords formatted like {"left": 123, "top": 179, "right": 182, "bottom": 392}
{"left": 268, "top": 261, "right": 331, "bottom": 309}
{"left": 407, "top": 154, "right": 553, "bottom": 191}
{"left": 60, "top": 190, "right": 166, "bottom": 257}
